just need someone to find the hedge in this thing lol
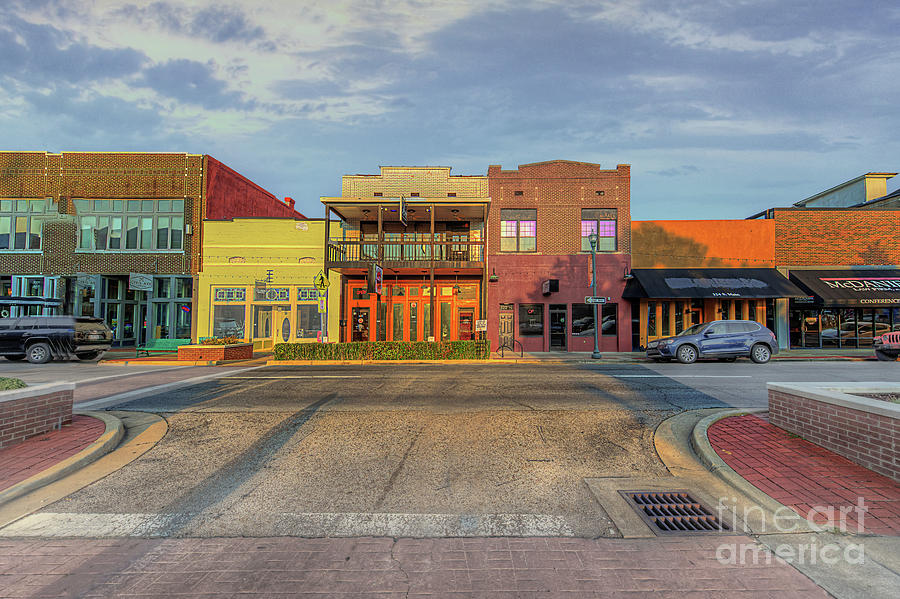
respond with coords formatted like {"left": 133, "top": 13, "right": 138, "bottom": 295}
{"left": 0, "top": 377, "right": 26, "bottom": 391}
{"left": 273, "top": 340, "right": 490, "bottom": 361}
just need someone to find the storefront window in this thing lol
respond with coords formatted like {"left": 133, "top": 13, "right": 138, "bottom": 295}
{"left": 214, "top": 305, "right": 245, "bottom": 338}
{"left": 441, "top": 302, "right": 451, "bottom": 340}
{"left": 176, "top": 278, "right": 192, "bottom": 298}
{"left": 675, "top": 301, "right": 685, "bottom": 334}
{"left": 410, "top": 303, "right": 418, "bottom": 342}
{"left": 25, "top": 278, "right": 43, "bottom": 296}
{"left": 647, "top": 301, "right": 656, "bottom": 337}
{"left": 572, "top": 304, "right": 594, "bottom": 336}
{"left": 820, "top": 309, "right": 839, "bottom": 347}
{"left": 660, "top": 301, "right": 669, "bottom": 337}
{"left": 423, "top": 302, "right": 432, "bottom": 341}
{"left": 858, "top": 309, "right": 875, "bottom": 347}
{"left": 154, "top": 278, "right": 170, "bottom": 298}
{"left": 175, "top": 303, "right": 191, "bottom": 338}
{"left": 377, "top": 301, "right": 387, "bottom": 341}
{"left": 79, "top": 285, "right": 95, "bottom": 318}
{"left": 154, "top": 302, "right": 170, "bottom": 338}
{"left": 253, "top": 305, "right": 273, "bottom": 338}
{"left": 602, "top": 304, "right": 617, "bottom": 336}
{"left": 519, "top": 303, "right": 543, "bottom": 336}
{"left": 296, "top": 305, "right": 320, "bottom": 338}
{"left": 393, "top": 303, "right": 404, "bottom": 340}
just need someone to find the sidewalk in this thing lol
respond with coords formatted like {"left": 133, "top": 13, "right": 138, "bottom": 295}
{"left": 0, "top": 535, "right": 829, "bottom": 598}
{"left": 708, "top": 413, "right": 900, "bottom": 535}
{"left": 0, "top": 415, "right": 105, "bottom": 493}
{"left": 491, "top": 348, "right": 875, "bottom": 363}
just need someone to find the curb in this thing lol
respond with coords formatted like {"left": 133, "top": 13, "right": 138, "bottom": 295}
{"left": 689, "top": 408, "right": 795, "bottom": 516}
{"left": 99, "top": 359, "right": 218, "bottom": 366}
{"left": 0, "top": 411, "right": 124, "bottom": 506}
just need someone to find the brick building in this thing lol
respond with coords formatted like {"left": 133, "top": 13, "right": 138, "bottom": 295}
{"left": 486, "top": 161, "right": 632, "bottom": 352}
{"left": 323, "top": 167, "right": 489, "bottom": 343}
{"left": 0, "top": 151, "right": 300, "bottom": 346}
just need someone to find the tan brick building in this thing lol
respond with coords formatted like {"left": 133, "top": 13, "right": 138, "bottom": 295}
{"left": 0, "top": 151, "right": 299, "bottom": 346}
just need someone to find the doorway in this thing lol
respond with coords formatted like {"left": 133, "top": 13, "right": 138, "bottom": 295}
{"left": 458, "top": 308, "right": 474, "bottom": 341}
{"left": 352, "top": 306, "right": 370, "bottom": 342}
{"left": 550, "top": 304, "right": 567, "bottom": 351}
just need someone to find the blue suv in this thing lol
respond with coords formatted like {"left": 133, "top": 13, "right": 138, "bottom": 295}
{"left": 646, "top": 320, "right": 778, "bottom": 364}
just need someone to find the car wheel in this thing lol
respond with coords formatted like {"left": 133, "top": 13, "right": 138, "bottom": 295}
{"left": 26, "top": 342, "right": 52, "bottom": 364}
{"left": 76, "top": 351, "right": 102, "bottom": 361}
{"left": 676, "top": 344, "right": 698, "bottom": 364}
{"left": 875, "top": 349, "right": 898, "bottom": 362}
{"left": 4, "top": 354, "right": 25, "bottom": 361}
{"left": 750, "top": 343, "right": 771, "bottom": 364}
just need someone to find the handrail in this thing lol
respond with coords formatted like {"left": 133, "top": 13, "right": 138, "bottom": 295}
{"left": 327, "top": 239, "right": 485, "bottom": 262}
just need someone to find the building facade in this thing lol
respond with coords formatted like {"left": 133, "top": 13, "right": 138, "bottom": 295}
{"left": 0, "top": 151, "right": 299, "bottom": 346}
{"left": 195, "top": 218, "right": 339, "bottom": 349}
{"left": 323, "top": 167, "right": 490, "bottom": 344}
{"left": 486, "top": 161, "right": 632, "bottom": 352}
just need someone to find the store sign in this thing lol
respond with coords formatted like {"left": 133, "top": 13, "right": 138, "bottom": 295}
{"left": 820, "top": 277, "right": 900, "bottom": 293}
{"left": 128, "top": 273, "right": 153, "bottom": 292}
{"left": 254, "top": 287, "right": 290, "bottom": 301}
{"left": 214, "top": 288, "right": 246, "bottom": 302}
{"left": 475, "top": 319, "right": 487, "bottom": 332}
{"left": 75, "top": 272, "right": 94, "bottom": 288}
{"left": 665, "top": 277, "right": 768, "bottom": 290}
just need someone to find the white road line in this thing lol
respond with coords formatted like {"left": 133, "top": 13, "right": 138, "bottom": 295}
{"left": 221, "top": 376, "right": 362, "bottom": 379}
{"left": 614, "top": 375, "right": 753, "bottom": 378}
{"left": 73, "top": 366, "right": 194, "bottom": 386}
{"left": 76, "top": 365, "right": 267, "bottom": 409}
{"left": 0, "top": 512, "right": 575, "bottom": 538}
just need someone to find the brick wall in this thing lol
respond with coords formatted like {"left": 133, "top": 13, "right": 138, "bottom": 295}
{"left": 204, "top": 156, "right": 300, "bottom": 220}
{"left": 632, "top": 220, "right": 775, "bottom": 268}
{"left": 177, "top": 343, "right": 254, "bottom": 361}
{"left": 774, "top": 208, "right": 900, "bottom": 266}
{"left": 0, "top": 384, "right": 74, "bottom": 450}
{"left": 487, "top": 161, "right": 631, "bottom": 255}
{"left": 769, "top": 389, "right": 899, "bottom": 483}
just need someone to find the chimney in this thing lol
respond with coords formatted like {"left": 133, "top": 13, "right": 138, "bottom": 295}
{"left": 285, "top": 197, "right": 296, "bottom": 209}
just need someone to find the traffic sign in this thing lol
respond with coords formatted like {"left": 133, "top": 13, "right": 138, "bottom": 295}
{"left": 313, "top": 270, "right": 330, "bottom": 292}
{"left": 584, "top": 296, "right": 607, "bottom": 304}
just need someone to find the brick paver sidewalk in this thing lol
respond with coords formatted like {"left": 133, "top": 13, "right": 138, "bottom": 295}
{"left": 0, "top": 415, "right": 105, "bottom": 493}
{"left": 709, "top": 413, "right": 900, "bottom": 535}
{"left": 0, "top": 536, "right": 829, "bottom": 598}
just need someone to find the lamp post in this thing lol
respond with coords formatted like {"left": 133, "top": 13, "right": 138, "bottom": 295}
{"left": 588, "top": 232, "right": 601, "bottom": 359}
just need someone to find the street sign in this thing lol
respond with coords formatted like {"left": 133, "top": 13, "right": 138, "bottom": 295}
{"left": 313, "top": 270, "right": 330, "bottom": 292}
{"left": 367, "top": 263, "right": 383, "bottom": 295}
{"left": 584, "top": 296, "right": 607, "bottom": 304}
{"left": 475, "top": 319, "right": 488, "bottom": 332}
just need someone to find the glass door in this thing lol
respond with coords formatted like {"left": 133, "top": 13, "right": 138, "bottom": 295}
{"left": 352, "top": 306, "right": 370, "bottom": 342}
{"left": 549, "top": 304, "right": 566, "bottom": 350}
{"left": 458, "top": 308, "right": 474, "bottom": 341}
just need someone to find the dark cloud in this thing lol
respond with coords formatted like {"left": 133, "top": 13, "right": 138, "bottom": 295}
{"left": 0, "top": 15, "right": 146, "bottom": 85}
{"left": 114, "top": 2, "right": 264, "bottom": 43}
{"left": 135, "top": 59, "right": 250, "bottom": 110}
{"left": 23, "top": 85, "right": 162, "bottom": 136}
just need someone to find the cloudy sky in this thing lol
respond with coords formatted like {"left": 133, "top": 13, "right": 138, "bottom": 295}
{"left": 2, "top": 0, "right": 898, "bottom": 219}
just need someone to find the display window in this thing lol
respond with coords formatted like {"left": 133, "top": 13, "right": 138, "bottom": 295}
{"left": 210, "top": 285, "right": 324, "bottom": 344}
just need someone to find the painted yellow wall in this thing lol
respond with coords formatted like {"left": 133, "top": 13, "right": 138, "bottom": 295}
{"left": 196, "top": 218, "right": 340, "bottom": 347}
{"left": 341, "top": 166, "right": 488, "bottom": 198}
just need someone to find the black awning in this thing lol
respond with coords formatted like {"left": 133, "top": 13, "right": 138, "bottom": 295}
{"left": 623, "top": 268, "right": 807, "bottom": 299}
{"left": 789, "top": 270, "right": 900, "bottom": 307}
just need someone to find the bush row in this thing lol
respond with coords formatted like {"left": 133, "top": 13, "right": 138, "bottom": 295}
{"left": 273, "top": 340, "right": 490, "bottom": 361}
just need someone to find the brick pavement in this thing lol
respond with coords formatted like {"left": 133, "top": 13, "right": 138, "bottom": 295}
{"left": 709, "top": 413, "right": 900, "bottom": 536}
{"left": 0, "top": 536, "right": 829, "bottom": 598}
{"left": 0, "top": 415, "right": 105, "bottom": 492}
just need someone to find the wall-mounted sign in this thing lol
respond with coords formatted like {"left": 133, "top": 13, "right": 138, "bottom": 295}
{"left": 475, "top": 319, "right": 488, "bottom": 332}
{"left": 295, "top": 222, "right": 309, "bottom": 231}
{"left": 128, "top": 273, "right": 153, "bottom": 292}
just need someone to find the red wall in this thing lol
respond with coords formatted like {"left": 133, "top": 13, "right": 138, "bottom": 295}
{"left": 204, "top": 156, "right": 304, "bottom": 220}
{"left": 487, "top": 254, "right": 632, "bottom": 352}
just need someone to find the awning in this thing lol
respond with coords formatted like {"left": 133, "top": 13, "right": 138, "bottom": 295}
{"left": 623, "top": 268, "right": 807, "bottom": 299}
{"left": 789, "top": 270, "right": 900, "bottom": 307}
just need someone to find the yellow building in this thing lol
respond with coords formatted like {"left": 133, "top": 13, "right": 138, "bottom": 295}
{"left": 196, "top": 218, "right": 340, "bottom": 349}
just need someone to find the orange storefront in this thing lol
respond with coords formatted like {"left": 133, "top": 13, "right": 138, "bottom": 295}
{"left": 345, "top": 278, "right": 481, "bottom": 342}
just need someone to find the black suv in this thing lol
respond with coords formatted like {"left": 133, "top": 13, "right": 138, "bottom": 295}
{"left": 0, "top": 316, "right": 112, "bottom": 363}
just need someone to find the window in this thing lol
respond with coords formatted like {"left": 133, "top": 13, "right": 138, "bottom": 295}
{"left": 572, "top": 304, "right": 594, "bottom": 336}
{"left": 601, "top": 303, "right": 617, "bottom": 336}
{"left": 0, "top": 198, "right": 49, "bottom": 250}
{"left": 296, "top": 305, "right": 320, "bottom": 338}
{"left": 214, "top": 305, "right": 245, "bottom": 338}
{"left": 75, "top": 198, "right": 184, "bottom": 251}
{"left": 447, "top": 192, "right": 456, "bottom": 197}
{"left": 410, "top": 192, "right": 419, "bottom": 197}
{"left": 500, "top": 209, "right": 536, "bottom": 252}
{"left": 519, "top": 303, "right": 543, "bottom": 335}
{"left": 373, "top": 192, "right": 383, "bottom": 197}
{"left": 595, "top": 190, "right": 606, "bottom": 196}
{"left": 581, "top": 209, "right": 617, "bottom": 252}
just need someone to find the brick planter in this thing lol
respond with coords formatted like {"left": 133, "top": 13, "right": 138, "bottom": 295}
{"left": 0, "top": 383, "right": 75, "bottom": 450}
{"left": 177, "top": 343, "right": 254, "bottom": 361}
{"left": 768, "top": 382, "right": 900, "bottom": 483}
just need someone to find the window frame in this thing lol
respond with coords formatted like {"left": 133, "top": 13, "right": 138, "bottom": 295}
{"left": 518, "top": 303, "right": 544, "bottom": 336}
{"left": 500, "top": 209, "right": 537, "bottom": 253}
{"left": 0, "top": 198, "right": 50, "bottom": 251}
{"left": 75, "top": 198, "right": 185, "bottom": 252}
{"left": 580, "top": 208, "right": 617, "bottom": 253}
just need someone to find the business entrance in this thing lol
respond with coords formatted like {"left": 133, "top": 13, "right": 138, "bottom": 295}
{"left": 345, "top": 279, "right": 480, "bottom": 342}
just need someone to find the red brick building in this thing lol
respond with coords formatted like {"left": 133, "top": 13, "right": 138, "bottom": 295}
{"left": 0, "top": 151, "right": 301, "bottom": 346}
{"left": 486, "top": 161, "right": 632, "bottom": 352}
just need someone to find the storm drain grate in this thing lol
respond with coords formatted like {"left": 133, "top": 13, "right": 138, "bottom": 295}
{"left": 619, "top": 490, "right": 730, "bottom": 535}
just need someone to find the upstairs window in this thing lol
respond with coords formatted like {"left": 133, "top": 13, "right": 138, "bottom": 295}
{"left": 581, "top": 208, "right": 617, "bottom": 252}
{"left": 500, "top": 209, "right": 536, "bottom": 252}
{"left": 74, "top": 199, "right": 184, "bottom": 251}
{"left": 0, "top": 199, "right": 50, "bottom": 250}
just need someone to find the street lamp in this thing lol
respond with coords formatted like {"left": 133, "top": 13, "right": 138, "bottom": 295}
{"left": 588, "top": 232, "right": 601, "bottom": 359}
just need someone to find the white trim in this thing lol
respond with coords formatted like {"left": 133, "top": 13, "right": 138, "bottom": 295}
{"left": 0, "top": 382, "right": 75, "bottom": 404}
{"left": 768, "top": 382, "right": 900, "bottom": 419}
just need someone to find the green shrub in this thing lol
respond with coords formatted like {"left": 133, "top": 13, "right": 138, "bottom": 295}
{"left": 201, "top": 336, "right": 244, "bottom": 346}
{"left": 273, "top": 340, "right": 490, "bottom": 361}
{"left": 0, "top": 377, "right": 27, "bottom": 391}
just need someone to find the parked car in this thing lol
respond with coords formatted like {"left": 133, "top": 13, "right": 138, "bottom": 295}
{"left": 874, "top": 332, "right": 900, "bottom": 362}
{"left": 0, "top": 316, "right": 112, "bottom": 363}
{"left": 646, "top": 320, "right": 778, "bottom": 364}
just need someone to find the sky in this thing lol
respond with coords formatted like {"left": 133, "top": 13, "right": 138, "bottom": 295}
{"left": 2, "top": 0, "right": 899, "bottom": 220}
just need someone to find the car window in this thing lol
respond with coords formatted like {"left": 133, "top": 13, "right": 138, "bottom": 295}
{"left": 706, "top": 323, "right": 726, "bottom": 335}
{"left": 722, "top": 323, "right": 745, "bottom": 334}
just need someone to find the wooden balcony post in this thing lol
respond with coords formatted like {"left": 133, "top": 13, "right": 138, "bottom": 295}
{"left": 430, "top": 203, "right": 435, "bottom": 262}
{"left": 323, "top": 204, "right": 330, "bottom": 275}
{"left": 377, "top": 204, "right": 383, "bottom": 261}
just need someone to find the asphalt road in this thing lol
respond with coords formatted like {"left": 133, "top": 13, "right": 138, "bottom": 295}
{"left": 10, "top": 360, "right": 899, "bottom": 539}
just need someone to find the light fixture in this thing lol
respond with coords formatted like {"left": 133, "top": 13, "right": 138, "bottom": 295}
{"left": 452, "top": 284, "right": 461, "bottom": 293}
{"left": 451, "top": 209, "right": 459, "bottom": 214}
{"left": 489, "top": 268, "right": 499, "bottom": 282}
{"left": 623, "top": 268, "right": 633, "bottom": 280}
{"left": 588, "top": 232, "right": 598, "bottom": 250}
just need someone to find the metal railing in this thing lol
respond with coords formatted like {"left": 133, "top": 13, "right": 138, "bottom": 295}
{"left": 327, "top": 238, "right": 485, "bottom": 263}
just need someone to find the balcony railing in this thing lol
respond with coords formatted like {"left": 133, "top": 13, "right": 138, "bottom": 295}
{"left": 328, "top": 238, "right": 484, "bottom": 264}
